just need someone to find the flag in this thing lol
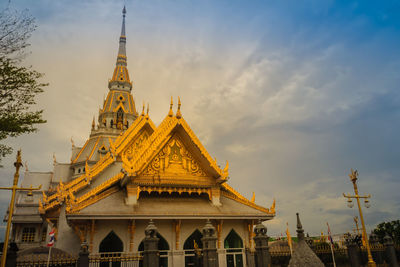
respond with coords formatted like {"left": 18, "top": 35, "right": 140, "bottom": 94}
{"left": 326, "top": 222, "right": 337, "bottom": 267}
{"left": 286, "top": 222, "right": 293, "bottom": 254}
{"left": 327, "top": 222, "right": 334, "bottom": 245}
{"left": 47, "top": 228, "right": 55, "bottom": 247}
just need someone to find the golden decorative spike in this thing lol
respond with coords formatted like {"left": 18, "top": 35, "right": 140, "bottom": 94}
{"left": 92, "top": 116, "right": 95, "bottom": 130}
{"left": 176, "top": 97, "right": 182, "bottom": 119}
{"left": 147, "top": 103, "right": 149, "bottom": 115}
{"left": 223, "top": 160, "right": 229, "bottom": 173}
{"left": 251, "top": 192, "right": 255, "bottom": 203}
{"left": 141, "top": 102, "right": 145, "bottom": 116}
{"left": 168, "top": 96, "right": 174, "bottom": 117}
{"left": 70, "top": 137, "right": 75, "bottom": 148}
{"left": 270, "top": 198, "right": 276, "bottom": 213}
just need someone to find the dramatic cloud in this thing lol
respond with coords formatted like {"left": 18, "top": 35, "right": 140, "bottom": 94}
{"left": 1, "top": 0, "right": 400, "bottom": 240}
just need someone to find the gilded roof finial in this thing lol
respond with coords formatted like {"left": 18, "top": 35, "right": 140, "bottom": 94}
{"left": 70, "top": 137, "right": 75, "bottom": 148}
{"left": 176, "top": 97, "right": 182, "bottom": 119}
{"left": 141, "top": 102, "right": 145, "bottom": 116}
{"left": 92, "top": 116, "right": 95, "bottom": 130}
{"left": 168, "top": 96, "right": 174, "bottom": 117}
{"left": 270, "top": 198, "right": 276, "bottom": 214}
{"left": 146, "top": 103, "right": 149, "bottom": 115}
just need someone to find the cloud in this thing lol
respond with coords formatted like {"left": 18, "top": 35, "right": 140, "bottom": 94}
{"left": 1, "top": 0, "right": 400, "bottom": 239}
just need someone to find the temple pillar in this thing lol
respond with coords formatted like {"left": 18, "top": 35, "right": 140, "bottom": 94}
{"left": 384, "top": 234, "right": 399, "bottom": 267}
{"left": 253, "top": 220, "right": 271, "bottom": 267}
{"left": 89, "top": 220, "right": 95, "bottom": 253}
{"left": 125, "top": 184, "right": 139, "bottom": 205}
{"left": 202, "top": 219, "right": 219, "bottom": 267}
{"left": 172, "top": 251, "right": 184, "bottom": 267}
{"left": 128, "top": 219, "right": 135, "bottom": 252}
{"left": 173, "top": 219, "right": 181, "bottom": 250}
{"left": 217, "top": 249, "right": 226, "bottom": 267}
{"left": 143, "top": 220, "right": 159, "bottom": 267}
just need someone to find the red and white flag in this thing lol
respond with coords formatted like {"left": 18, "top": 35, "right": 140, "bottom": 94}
{"left": 47, "top": 229, "right": 56, "bottom": 247}
{"left": 327, "top": 222, "right": 334, "bottom": 245}
{"left": 327, "top": 222, "right": 336, "bottom": 267}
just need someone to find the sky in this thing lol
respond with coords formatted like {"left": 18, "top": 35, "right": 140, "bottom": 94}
{"left": 1, "top": 0, "right": 400, "bottom": 241}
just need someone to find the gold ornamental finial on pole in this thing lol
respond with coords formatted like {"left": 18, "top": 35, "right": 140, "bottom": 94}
{"left": 168, "top": 96, "right": 174, "bottom": 117}
{"left": 343, "top": 169, "right": 376, "bottom": 267}
{"left": 141, "top": 102, "right": 145, "bottom": 116}
{"left": 176, "top": 97, "right": 182, "bottom": 119}
{"left": 0, "top": 150, "right": 42, "bottom": 267}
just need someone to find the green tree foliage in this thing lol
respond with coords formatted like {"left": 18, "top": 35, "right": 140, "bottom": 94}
{"left": 373, "top": 220, "right": 400, "bottom": 245}
{"left": 0, "top": 7, "right": 47, "bottom": 165}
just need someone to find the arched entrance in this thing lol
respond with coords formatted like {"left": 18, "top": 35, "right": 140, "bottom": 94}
{"left": 183, "top": 229, "right": 203, "bottom": 267}
{"left": 138, "top": 233, "right": 169, "bottom": 267}
{"left": 99, "top": 231, "right": 123, "bottom": 267}
{"left": 224, "top": 229, "right": 244, "bottom": 267}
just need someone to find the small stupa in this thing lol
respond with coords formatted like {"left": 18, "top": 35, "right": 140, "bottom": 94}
{"left": 288, "top": 213, "right": 324, "bottom": 267}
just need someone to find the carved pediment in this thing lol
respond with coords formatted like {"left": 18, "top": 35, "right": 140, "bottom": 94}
{"left": 142, "top": 134, "right": 208, "bottom": 178}
{"left": 121, "top": 129, "right": 150, "bottom": 163}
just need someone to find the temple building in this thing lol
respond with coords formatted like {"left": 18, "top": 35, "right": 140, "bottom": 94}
{"left": 8, "top": 7, "right": 275, "bottom": 267}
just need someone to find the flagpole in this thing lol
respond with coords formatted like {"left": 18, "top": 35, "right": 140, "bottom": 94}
{"left": 327, "top": 222, "right": 336, "bottom": 267}
{"left": 329, "top": 241, "right": 336, "bottom": 267}
{"left": 46, "top": 246, "right": 52, "bottom": 267}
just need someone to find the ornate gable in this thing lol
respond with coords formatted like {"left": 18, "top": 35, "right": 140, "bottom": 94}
{"left": 143, "top": 134, "right": 207, "bottom": 178}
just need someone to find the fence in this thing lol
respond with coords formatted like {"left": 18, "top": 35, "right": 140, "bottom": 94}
{"left": 88, "top": 252, "right": 141, "bottom": 267}
{"left": 16, "top": 253, "right": 77, "bottom": 267}
{"left": 267, "top": 243, "right": 399, "bottom": 267}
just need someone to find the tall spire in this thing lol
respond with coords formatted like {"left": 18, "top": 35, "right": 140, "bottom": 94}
{"left": 109, "top": 6, "right": 132, "bottom": 90}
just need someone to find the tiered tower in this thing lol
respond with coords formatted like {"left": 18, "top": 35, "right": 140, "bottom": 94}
{"left": 70, "top": 7, "right": 138, "bottom": 177}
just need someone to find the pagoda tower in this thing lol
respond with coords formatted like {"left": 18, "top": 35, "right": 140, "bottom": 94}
{"left": 70, "top": 7, "right": 138, "bottom": 178}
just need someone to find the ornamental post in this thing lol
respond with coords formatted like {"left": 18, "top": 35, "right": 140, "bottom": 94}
{"left": 343, "top": 169, "right": 376, "bottom": 267}
{"left": 201, "top": 219, "right": 219, "bottom": 267}
{"left": 253, "top": 220, "right": 271, "bottom": 267}
{"left": 143, "top": 220, "right": 159, "bottom": 267}
{"left": 0, "top": 151, "right": 42, "bottom": 267}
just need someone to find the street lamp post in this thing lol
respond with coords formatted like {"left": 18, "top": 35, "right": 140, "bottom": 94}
{"left": 0, "top": 150, "right": 42, "bottom": 267}
{"left": 353, "top": 216, "right": 361, "bottom": 235}
{"left": 343, "top": 169, "right": 376, "bottom": 267}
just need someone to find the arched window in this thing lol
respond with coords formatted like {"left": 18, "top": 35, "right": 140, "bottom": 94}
{"left": 138, "top": 233, "right": 169, "bottom": 267}
{"left": 183, "top": 229, "right": 203, "bottom": 267}
{"left": 117, "top": 107, "right": 124, "bottom": 127}
{"left": 99, "top": 231, "right": 123, "bottom": 267}
{"left": 224, "top": 229, "right": 244, "bottom": 267}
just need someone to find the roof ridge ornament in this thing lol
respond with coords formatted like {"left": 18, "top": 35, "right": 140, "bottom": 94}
{"left": 141, "top": 102, "right": 145, "bottom": 116}
{"left": 176, "top": 97, "right": 182, "bottom": 119}
{"left": 168, "top": 96, "right": 174, "bottom": 117}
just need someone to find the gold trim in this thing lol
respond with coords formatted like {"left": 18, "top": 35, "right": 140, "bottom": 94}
{"left": 87, "top": 137, "right": 100, "bottom": 161}
{"left": 67, "top": 173, "right": 124, "bottom": 213}
{"left": 71, "top": 139, "right": 90, "bottom": 163}
{"left": 221, "top": 186, "right": 274, "bottom": 215}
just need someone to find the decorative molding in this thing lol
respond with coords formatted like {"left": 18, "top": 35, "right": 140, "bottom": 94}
{"left": 128, "top": 220, "right": 135, "bottom": 252}
{"left": 173, "top": 219, "right": 181, "bottom": 250}
{"left": 89, "top": 220, "right": 95, "bottom": 253}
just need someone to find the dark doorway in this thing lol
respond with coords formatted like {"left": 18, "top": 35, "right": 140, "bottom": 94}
{"left": 138, "top": 233, "right": 170, "bottom": 267}
{"left": 99, "top": 231, "right": 123, "bottom": 267}
{"left": 184, "top": 229, "right": 203, "bottom": 267}
{"left": 224, "top": 229, "right": 244, "bottom": 267}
